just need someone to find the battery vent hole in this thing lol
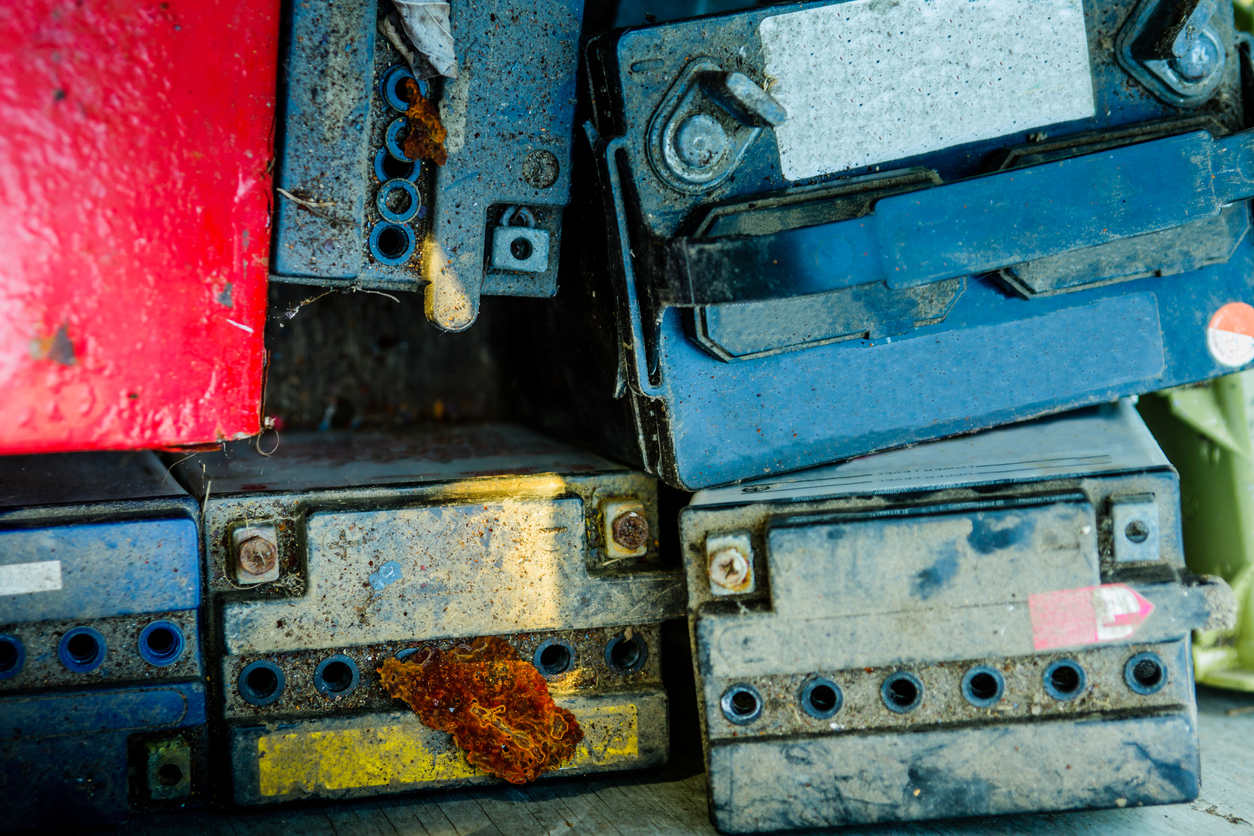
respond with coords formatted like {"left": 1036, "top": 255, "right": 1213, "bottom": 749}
{"left": 968, "top": 672, "right": 999, "bottom": 701}
{"left": 882, "top": 671, "right": 924, "bottom": 713}
{"left": 139, "top": 621, "right": 186, "bottom": 667}
{"left": 382, "top": 153, "right": 414, "bottom": 181}
{"left": 606, "top": 634, "right": 647, "bottom": 673}
{"left": 385, "top": 189, "right": 412, "bottom": 215}
{"left": 377, "top": 226, "right": 409, "bottom": 260}
{"left": 157, "top": 764, "right": 184, "bottom": 787}
{"left": 721, "top": 683, "right": 763, "bottom": 724}
{"left": 808, "top": 684, "right": 838, "bottom": 713}
{"left": 536, "top": 643, "right": 573, "bottom": 676}
{"left": 1125, "top": 652, "right": 1167, "bottom": 694}
{"left": 510, "top": 237, "right": 533, "bottom": 261}
{"left": 146, "top": 627, "right": 176, "bottom": 655}
{"left": 1124, "top": 520, "right": 1150, "bottom": 543}
{"left": 67, "top": 633, "right": 100, "bottom": 665}
{"left": 888, "top": 678, "right": 917, "bottom": 707}
{"left": 321, "top": 661, "right": 354, "bottom": 693}
{"left": 246, "top": 666, "right": 278, "bottom": 700}
{"left": 1133, "top": 658, "right": 1162, "bottom": 688}
{"left": 0, "top": 638, "right": 19, "bottom": 673}
{"left": 730, "top": 690, "right": 758, "bottom": 716}
{"left": 1050, "top": 664, "right": 1081, "bottom": 694}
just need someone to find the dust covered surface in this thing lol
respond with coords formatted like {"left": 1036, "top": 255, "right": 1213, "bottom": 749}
{"left": 263, "top": 283, "right": 501, "bottom": 430}
{"left": 378, "top": 636, "right": 583, "bottom": 783}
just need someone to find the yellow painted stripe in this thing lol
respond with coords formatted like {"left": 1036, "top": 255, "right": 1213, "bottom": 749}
{"left": 258, "top": 703, "right": 639, "bottom": 796}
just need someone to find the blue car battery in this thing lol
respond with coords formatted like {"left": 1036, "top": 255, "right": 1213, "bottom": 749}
{"left": 166, "top": 425, "right": 684, "bottom": 805}
{"left": 677, "top": 400, "right": 1235, "bottom": 832}
{"left": 507, "top": 0, "right": 1254, "bottom": 489}
{"left": 0, "top": 452, "right": 205, "bottom": 831}
{"left": 270, "top": 0, "right": 586, "bottom": 332}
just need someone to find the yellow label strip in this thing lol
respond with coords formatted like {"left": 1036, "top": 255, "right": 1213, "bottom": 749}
{"left": 258, "top": 703, "right": 638, "bottom": 796}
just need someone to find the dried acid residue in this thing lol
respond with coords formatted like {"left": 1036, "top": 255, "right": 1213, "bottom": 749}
{"left": 378, "top": 636, "right": 583, "bottom": 783}
{"left": 400, "top": 78, "right": 448, "bottom": 165}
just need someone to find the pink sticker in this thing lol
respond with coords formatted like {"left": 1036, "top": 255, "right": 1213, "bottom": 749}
{"left": 1028, "top": 584, "right": 1154, "bottom": 651}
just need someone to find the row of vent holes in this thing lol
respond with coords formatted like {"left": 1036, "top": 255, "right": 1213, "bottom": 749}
{"left": 238, "top": 634, "right": 649, "bottom": 706}
{"left": 535, "top": 634, "right": 648, "bottom": 677}
{"left": 0, "top": 622, "right": 184, "bottom": 679}
{"left": 723, "top": 654, "right": 1168, "bottom": 725}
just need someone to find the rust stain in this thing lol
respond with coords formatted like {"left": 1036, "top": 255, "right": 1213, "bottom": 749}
{"left": 399, "top": 78, "right": 448, "bottom": 166}
{"left": 612, "top": 511, "right": 649, "bottom": 550}
{"left": 378, "top": 636, "right": 583, "bottom": 784}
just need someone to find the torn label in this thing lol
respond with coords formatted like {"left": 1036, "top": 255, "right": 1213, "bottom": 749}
{"left": 1029, "top": 583, "right": 1155, "bottom": 651}
{"left": 391, "top": 0, "right": 457, "bottom": 80}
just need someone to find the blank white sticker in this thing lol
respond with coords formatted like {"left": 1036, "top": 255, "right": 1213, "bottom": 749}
{"left": 759, "top": 0, "right": 1095, "bottom": 181}
{"left": 0, "top": 561, "right": 63, "bottom": 596}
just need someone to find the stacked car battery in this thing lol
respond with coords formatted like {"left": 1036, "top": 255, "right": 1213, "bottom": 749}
{"left": 4, "top": 0, "right": 1254, "bottom": 831}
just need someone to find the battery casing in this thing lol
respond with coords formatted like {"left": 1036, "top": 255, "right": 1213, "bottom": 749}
{"left": 679, "top": 401, "right": 1230, "bottom": 832}
{"left": 508, "top": 0, "right": 1254, "bottom": 489}
{"left": 270, "top": 0, "right": 585, "bottom": 332}
{"left": 0, "top": 453, "right": 206, "bottom": 831}
{"left": 169, "top": 425, "right": 684, "bottom": 805}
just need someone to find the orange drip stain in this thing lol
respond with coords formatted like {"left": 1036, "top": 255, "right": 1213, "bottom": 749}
{"left": 399, "top": 78, "right": 449, "bottom": 166}
{"left": 378, "top": 636, "right": 583, "bottom": 784}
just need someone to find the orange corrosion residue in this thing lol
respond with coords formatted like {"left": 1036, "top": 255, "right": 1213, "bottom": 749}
{"left": 377, "top": 636, "right": 583, "bottom": 784}
{"left": 399, "top": 78, "right": 448, "bottom": 166}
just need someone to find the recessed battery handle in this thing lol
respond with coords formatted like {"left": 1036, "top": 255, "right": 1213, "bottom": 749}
{"left": 659, "top": 129, "right": 1254, "bottom": 307}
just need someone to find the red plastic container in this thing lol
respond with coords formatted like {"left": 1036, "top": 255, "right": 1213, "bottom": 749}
{"left": 0, "top": 0, "right": 279, "bottom": 453}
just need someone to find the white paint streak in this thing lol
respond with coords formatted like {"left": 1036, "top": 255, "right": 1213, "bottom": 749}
{"left": 225, "top": 319, "right": 255, "bottom": 334}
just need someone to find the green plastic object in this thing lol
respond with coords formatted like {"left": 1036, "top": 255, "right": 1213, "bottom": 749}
{"left": 1140, "top": 373, "right": 1254, "bottom": 690}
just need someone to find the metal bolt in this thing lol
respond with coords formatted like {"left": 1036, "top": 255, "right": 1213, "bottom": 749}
{"left": 708, "top": 547, "right": 750, "bottom": 591}
{"left": 611, "top": 510, "right": 649, "bottom": 551}
{"left": 238, "top": 536, "right": 278, "bottom": 577}
{"left": 1124, "top": 519, "right": 1150, "bottom": 543}
{"left": 1172, "top": 35, "right": 1219, "bottom": 80}
{"left": 675, "top": 113, "right": 728, "bottom": 169}
{"left": 702, "top": 71, "right": 788, "bottom": 128}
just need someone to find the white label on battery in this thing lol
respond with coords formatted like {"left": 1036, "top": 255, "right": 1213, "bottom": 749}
{"left": 759, "top": 0, "right": 1096, "bottom": 181}
{"left": 0, "top": 560, "right": 63, "bottom": 596}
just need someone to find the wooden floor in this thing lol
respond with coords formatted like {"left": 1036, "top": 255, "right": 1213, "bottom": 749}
{"left": 124, "top": 686, "right": 1254, "bottom": 836}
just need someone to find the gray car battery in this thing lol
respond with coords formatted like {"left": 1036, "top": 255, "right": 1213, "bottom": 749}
{"left": 678, "top": 401, "right": 1235, "bottom": 832}
{"left": 269, "top": 0, "right": 585, "bottom": 332}
{"left": 167, "top": 425, "right": 683, "bottom": 805}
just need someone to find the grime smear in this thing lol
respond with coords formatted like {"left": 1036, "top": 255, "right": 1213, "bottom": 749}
{"left": 400, "top": 79, "right": 449, "bottom": 166}
{"left": 28, "top": 324, "right": 76, "bottom": 366}
{"left": 378, "top": 636, "right": 583, "bottom": 784}
{"left": 368, "top": 560, "right": 403, "bottom": 590}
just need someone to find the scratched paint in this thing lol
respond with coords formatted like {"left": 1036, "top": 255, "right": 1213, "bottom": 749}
{"left": 0, "top": 0, "right": 279, "bottom": 453}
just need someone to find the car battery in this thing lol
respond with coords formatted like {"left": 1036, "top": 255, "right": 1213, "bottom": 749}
{"left": 0, "top": 453, "right": 206, "bottom": 831}
{"left": 1140, "top": 371, "right": 1254, "bottom": 691}
{"left": 167, "top": 425, "right": 683, "bottom": 805}
{"left": 270, "top": 0, "right": 585, "bottom": 332}
{"left": 516, "top": 0, "right": 1254, "bottom": 489}
{"left": 678, "top": 400, "right": 1234, "bottom": 832}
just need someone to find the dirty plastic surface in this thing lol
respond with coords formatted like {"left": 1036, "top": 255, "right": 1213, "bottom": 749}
{"left": 0, "top": 0, "right": 279, "bottom": 453}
